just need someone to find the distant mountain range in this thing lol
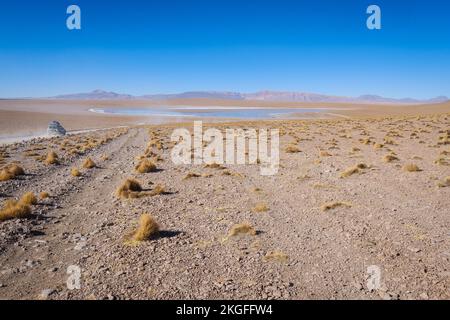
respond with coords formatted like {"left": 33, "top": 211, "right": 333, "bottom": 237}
{"left": 50, "top": 89, "right": 449, "bottom": 104}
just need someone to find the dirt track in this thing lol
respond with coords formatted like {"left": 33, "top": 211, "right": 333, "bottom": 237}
{"left": 0, "top": 114, "right": 449, "bottom": 300}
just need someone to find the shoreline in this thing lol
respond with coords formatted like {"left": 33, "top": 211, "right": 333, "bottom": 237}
{"left": 0, "top": 126, "right": 130, "bottom": 146}
{"left": 1, "top": 99, "right": 449, "bottom": 145}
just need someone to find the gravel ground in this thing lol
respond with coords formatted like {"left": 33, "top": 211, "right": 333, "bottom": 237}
{"left": 0, "top": 114, "right": 449, "bottom": 300}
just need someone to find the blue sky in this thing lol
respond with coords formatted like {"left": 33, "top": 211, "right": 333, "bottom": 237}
{"left": 0, "top": 0, "right": 449, "bottom": 99}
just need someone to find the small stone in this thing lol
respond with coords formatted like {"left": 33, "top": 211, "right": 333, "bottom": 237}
{"left": 272, "top": 289, "right": 282, "bottom": 298}
{"left": 378, "top": 290, "right": 394, "bottom": 300}
{"left": 25, "top": 260, "right": 35, "bottom": 268}
{"left": 419, "top": 292, "right": 429, "bottom": 300}
{"left": 39, "top": 289, "right": 55, "bottom": 300}
{"left": 74, "top": 241, "right": 87, "bottom": 251}
{"left": 353, "top": 282, "right": 363, "bottom": 291}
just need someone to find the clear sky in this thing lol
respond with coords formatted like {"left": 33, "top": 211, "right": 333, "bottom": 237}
{"left": 0, "top": 0, "right": 449, "bottom": 99}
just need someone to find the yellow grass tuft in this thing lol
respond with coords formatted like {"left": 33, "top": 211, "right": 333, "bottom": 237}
{"left": 285, "top": 145, "right": 301, "bottom": 153}
{"left": 135, "top": 159, "right": 157, "bottom": 173}
{"left": 0, "top": 164, "right": 25, "bottom": 181}
{"left": 183, "top": 172, "right": 201, "bottom": 180}
{"left": 438, "top": 176, "right": 450, "bottom": 188}
{"left": 6, "top": 164, "right": 25, "bottom": 176}
{"left": 130, "top": 214, "right": 160, "bottom": 242}
{"left": 252, "top": 203, "right": 269, "bottom": 213}
{"left": 356, "top": 163, "right": 368, "bottom": 169}
{"left": 45, "top": 151, "right": 59, "bottom": 165}
{"left": 150, "top": 184, "right": 166, "bottom": 196}
{"left": 434, "top": 157, "right": 449, "bottom": 166}
{"left": 228, "top": 223, "right": 257, "bottom": 237}
{"left": 384, "top": 137, "right": 397, "bottom": 145}
{"left": 373, "top": 143, "right": 384, "bottom": 149}
{"left": 403, "top": 163, "right": 421, "bottom": 172}
{"left": 383, "top": 154, "right": 399, "bottom": 163}
{"left": 319, "top": 151, "right": 332, "bottom": 157}
{"left": 321, "top": 201, "right": 352, "bottom": 211}
{"left": 221, "top": 170, "right": 244, "bottom": 178}
{"left": 204, "top": 163, "right": 225, "bottom": 170}
{"left": 71, "top": 167, "right": 81, "bottom": 177}
{"left": 0, "top": 199, "right": 32, "bottom": 222}
{"left": 20, "top": 192, "right": 38, "bottom": 205}
{"left": 39, "top": 192, "right": 50, "bottom": 200}
{"left": 116, "top": 178, "right": 143, "bottom": 199}
{"left": 340, "top": 166, "right": 360, "bottom": 178}
{"left": 0, "top": 169, "right": 15, "bottom": 182}
{"left": 82, "top": 157, "right": 96, "bottom": 169}
{"left": 264, "top": 250, "right": 289, "bottom": 263}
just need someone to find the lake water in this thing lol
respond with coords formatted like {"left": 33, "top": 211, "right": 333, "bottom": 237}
{"left": 89, "top": 107, "right": 329, "bottom": 120}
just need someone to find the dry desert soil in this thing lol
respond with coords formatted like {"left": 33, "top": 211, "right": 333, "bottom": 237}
{"left": 0, "top": 112, "right": 449, "bottom": 300}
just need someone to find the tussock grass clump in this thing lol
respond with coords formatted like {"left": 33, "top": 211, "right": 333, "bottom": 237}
{"left": 319, "top": 151, "right": 332, "bottom": 157}
{"left": 135, "top": 159, "right": 157, "bottom": 173}
{"left": 285, "top": 145, "right": 301, "bottom": 153}
{"left": 20, "top": 192, "right": 38, "bottom": 205}
{"left": 150, "top": 184, "right": 166, "bottom": 196}
{"left": 403, "top": 163, "right": 421, "bottom": 172}
{"left": 355, "top": 163, "right": 368, "bottom": 169}
{"left": 24, "top": 151, "right": 40, "bottom": 157}
{"left": 252, "top": 203, "right": 269, "bottom": 213}
{"left": 116, "top": 178, "right": 143, "bottom": 199}
{"left": 0, "top": 199, "right": 32, "bottom": 222}
{"left": 204, "top": 163, "right": 225, "bottom": 170}
{"left": 373, "top": 143, "right": 384, "bottom": 149}
{"left": 438, "top": 176, "right": 450, "bottom": 188}
{"left": 340, "top": 163, "right": 368, "bottom": 178}
{"left": 83, "top": 157, "right": 96, "bottom": 169}
{"left": 45, "top": 151, "right": 59, "bottom": 165}
{"left": 39, "top": 192, "right": 50, "bottom": 200}
{"left": 264, "top": 251, "right": 289, "bottom": 263}
{"left": 384, "top": 137, "right": 397, "bottom": 145}
{"left": 0, "top": 164, "right": 25, "bottom": 181}
{"left": 6, "top": 164, "right": 25, "bottom": 176}
{"left": 321, "top": 201, "right": 352, "bottom": 211}
{"left": 383, "top": 154, "right": 399, "bottom": 163}
{"left": 312, "top": 183, "right": 336, "bottom": 190}
{"left": 222, "top": 170, "right": 232, "bottom": 176}
{"left": 71, "top": 167, "right": 81, "bottom": 177}
{"left": 228, "top": 223, "right": 257, "bottom": 237}
{"left": 434, "top": 157, "right": 449, "bottom": 166}
{"left": 438, "top": 132, "right": 450, "bottom": 145}
{"left": 183, "top": 172, "right": 201, "bottom": 180}
{"left": 130, "top": 214, "right": 159, "bottom": 242}
{"left": 221, "top": 170, "right": 244, "bottom": 178}
{"left": 201, "top": 173, "right": 213, "bottom": 178}
{"left": 0, "top": 169, "right": 15, "bottom": 182}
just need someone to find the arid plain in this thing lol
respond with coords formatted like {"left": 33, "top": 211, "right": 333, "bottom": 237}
{"left": 0, "top": 99, "right": 449, "bottom": 300}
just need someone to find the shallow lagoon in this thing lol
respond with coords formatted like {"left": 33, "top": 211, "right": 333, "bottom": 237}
{"left": 89, "top": 106, "right": 329, "bottom": 120}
